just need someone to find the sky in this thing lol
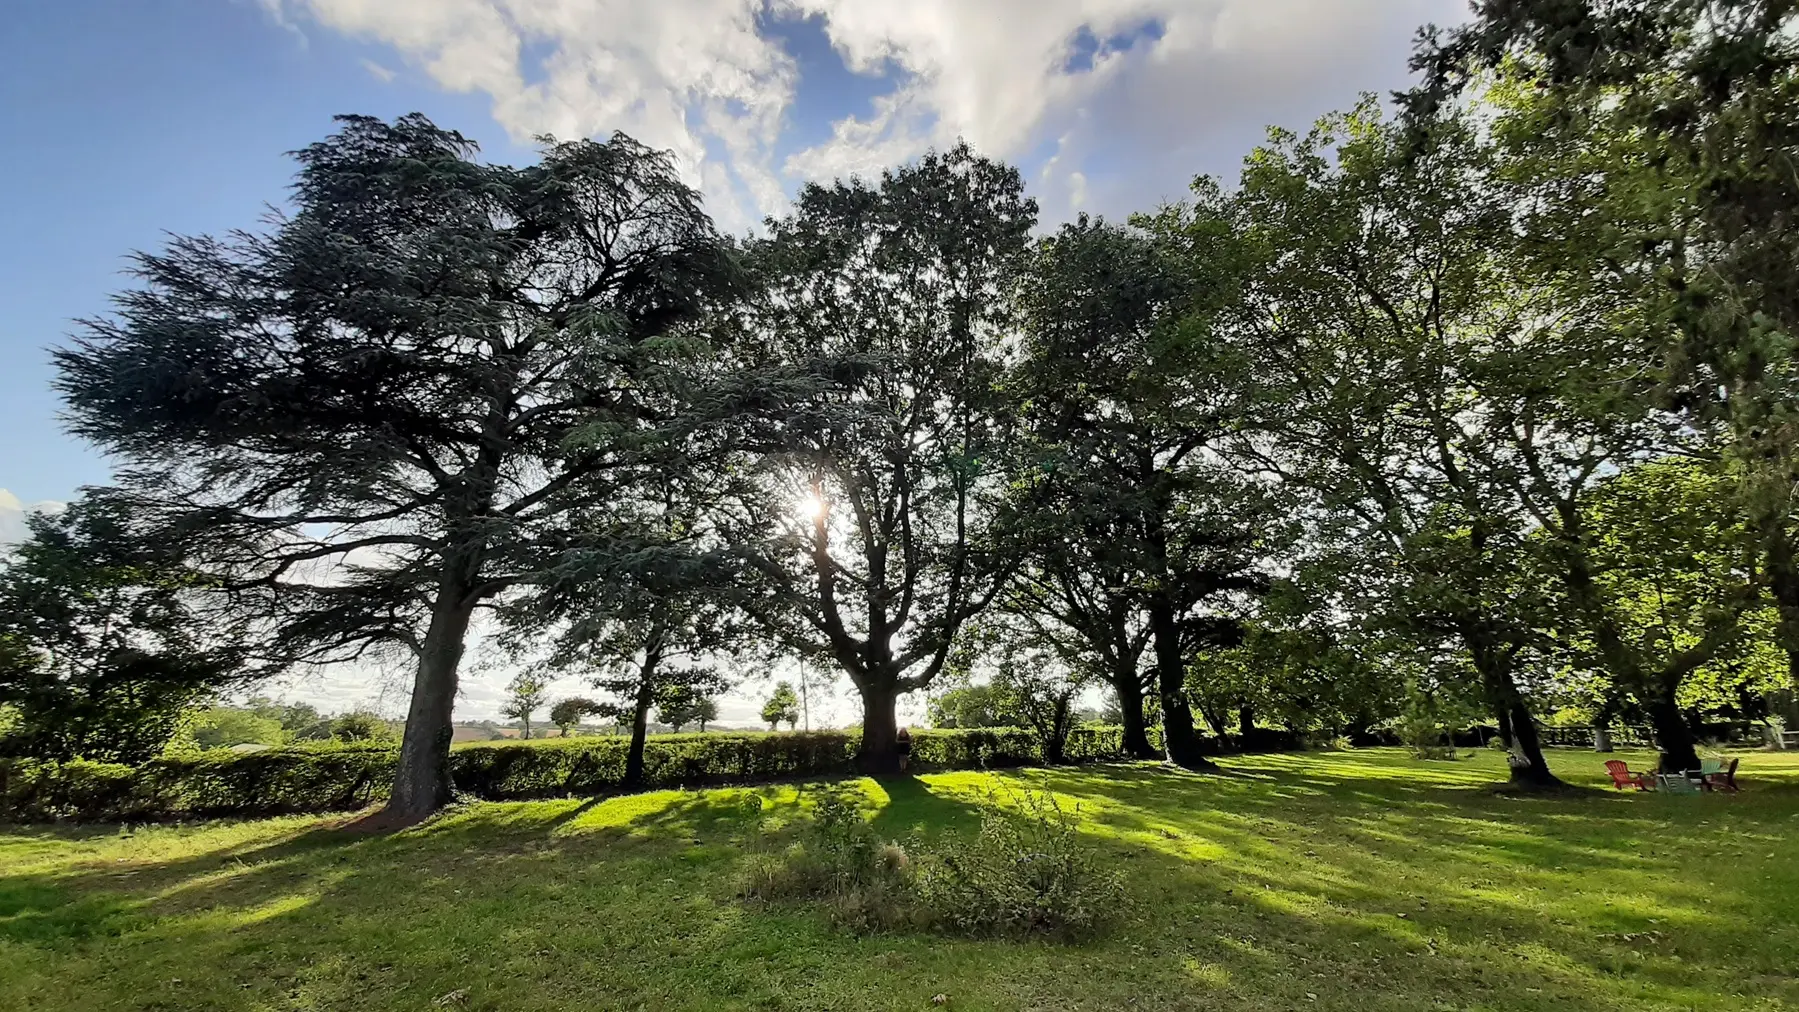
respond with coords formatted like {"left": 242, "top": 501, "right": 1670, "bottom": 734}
{"left": 0, "top": 0, "right": 1468, "bottom": 722}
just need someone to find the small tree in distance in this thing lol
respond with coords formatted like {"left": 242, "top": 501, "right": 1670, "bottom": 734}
{"left": 657, "top": 685, "right": 713, "bottom": 733}
{"left": 549, "top": 697, "right": 601, "bottom": 737}
{"left": 502, "top": 673, "right": 549, "bottom": 741}
{"left": 331, "top": 711, "right": 395, "bottom": 743}
{"left": 762, "top": 682, "right": 800, "bottom": 731}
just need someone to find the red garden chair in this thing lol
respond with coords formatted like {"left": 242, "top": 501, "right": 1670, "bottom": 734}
{"left": 1604, "top": 760, "right": 1653, "bottom": 791}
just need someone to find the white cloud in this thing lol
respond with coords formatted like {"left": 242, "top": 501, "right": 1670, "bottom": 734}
{"left": 0, "top": 490, "right": 63, "bottom": 547}
{"left": 264, "top": 0, "right": 1466, "bottom": 230}
{"left": 360, "top": 57, "right": 397, "bottom": 82}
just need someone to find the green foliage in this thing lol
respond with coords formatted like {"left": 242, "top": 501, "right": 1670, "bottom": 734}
{"left": 741, "top": 786, "right": 918, "bottom": 933}
{"left": 655, "top": 685, "right": 715, "bottom": 733}
{"left": 1557, "top": 460, "right": 1771, "bottom": 715}
{"left": 548, "top": 697, "right": 602, "bottom": 736}
{"left": 0, "top": 741, "right": 398, "bottom": 822}
{"left": 1398, "top": 681, "right": 1487, "bottom": 761}
{"left": 916, "top": 786, "right": 1124, "bottom": 940}
{"left": 183, "top": 705, "right": 287, "bottom": 750}
{"left": 0, "top": 496, "right": 247, "bottom": 762}
{"left": 501, "top": 673, "right": 550, "bottom": 740}
{"left": 328, "top": 711, "right": 395, "bottom": 743}
{"left": 927, "top": 683, "right": 1023, "bottom": 729}
{"left": 760, "top": 683, "right": 800, "bottom": 731}
{"left": 243, "top": 697, "right": 332, "bottom": 741}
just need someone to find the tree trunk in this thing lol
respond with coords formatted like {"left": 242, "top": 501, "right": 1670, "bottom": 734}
{"left": 1503, "top": 697, "right": 1561, "bottom": 789}
{"left": 1149, "top": 598, "right": 1218, "bottom": 772}
{"left": 1044, "top": 696, "right": 1071, "bottom": 765}
{"left": 625, "top": 658, "right": 659, "bottom": 788}
{"left": 856, "top": 678, "right": 902, "bottom": 774}
{"left": 1647, "top": 683, "right": 1701, "bottom": 774}
{"left": 1237, "top": 704, "right": 1255, "bottom": 740}
{"left": 1112, "top": 668, "right": 1157, "bottom": 759}
{"left": 384, "top": 580, "right": 478, "bottom": 822}
{"left": 1199, "top": 704, "right": 1231, "bottom": 738}
{"left": 1467, "top": 638, "right": 1564, "bottom": 790}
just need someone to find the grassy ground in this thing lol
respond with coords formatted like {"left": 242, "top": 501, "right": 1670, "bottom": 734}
{"left": 2, "top": 748, "right": 1797, "bottom": 1012}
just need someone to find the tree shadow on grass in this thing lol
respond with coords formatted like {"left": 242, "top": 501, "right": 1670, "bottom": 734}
{"left": 4, "top": 754, "right": 1799, "bottom": 1011}
{"left": 868, "top": 774, "right": 983, "bottom": 839}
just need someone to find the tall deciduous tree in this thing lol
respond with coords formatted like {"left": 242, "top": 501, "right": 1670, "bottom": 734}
{"left": 1414, "top": 0, "right": 1799, "bottom": 689}
{"left": 1227, "top": 102, "right": 1572, "bottom": 786}
{"left": 54, "top": 115, "right": 731, "bottom": 820}
{"left": 1011, "top": 215, "right": 1277, "bottom": 771}
{"left": 725, "top": 144, "right": 1035, "bottom": 772}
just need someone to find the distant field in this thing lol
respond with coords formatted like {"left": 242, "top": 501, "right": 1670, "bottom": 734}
{"left": 3, "top": 748, "right": 1797, "bottom": 1012}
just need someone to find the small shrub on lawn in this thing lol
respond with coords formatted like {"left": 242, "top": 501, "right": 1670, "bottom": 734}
{"left": 741, "top": 786, "right": 918, "bottom": 932}
{"left": 916, "top": 786, "right": 1124, "bottom": 940}
{"left": 743, "top": 784, "right": 1122, "bottom": 941}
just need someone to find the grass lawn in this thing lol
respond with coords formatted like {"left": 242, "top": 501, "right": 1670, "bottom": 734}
{"left": 3, "top": 748, "right": 1797, "bottom": 1012}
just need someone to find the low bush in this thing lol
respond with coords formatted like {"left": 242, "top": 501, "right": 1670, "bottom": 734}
{"left": 741, "top": 786, "right": 919, "bottom": 933}
{"left": 916, "top": 786, "right": 1124, "bottom": 940}
{"left": 742, "top": 783, "right": 1123, "bottom": 940}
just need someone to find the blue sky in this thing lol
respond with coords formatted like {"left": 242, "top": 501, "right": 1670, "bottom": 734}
{"left": 0, "top": 0, "right": 1464, "bottom": 718}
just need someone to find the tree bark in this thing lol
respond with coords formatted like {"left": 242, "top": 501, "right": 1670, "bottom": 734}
{"left": 856, "top": 678, "right": 902, "bottom": 774}
{"left": 1467, "top": 634, "right": 1564, "bottom": 790}
{"left": 625, "top": 654, "right": 661, "bottom": 788}
{"left": 384, "top": 575, "right": 478, "bottom": 822}
{"left": 1043, "top": 696, "right": 1072, "bottom": 765}
{"left": 1149, "top": 598, "right": 1218, "bottom": 772}
{"left": 1503, "top": 698, "right": 1561, "bottom": 789}
{"left": 1646, "top": 683, "right": 1701, "bottom": 774}
{"left": 1111, "top": 667, "right": 1158, "bottom": 759}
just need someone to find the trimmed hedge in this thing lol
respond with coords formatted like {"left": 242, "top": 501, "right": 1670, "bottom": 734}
{"left": 0, "top": 741, "right": 398, "bottom": 823}
{"left": 0, "top": 725, "right": 1274, "bottom": 823}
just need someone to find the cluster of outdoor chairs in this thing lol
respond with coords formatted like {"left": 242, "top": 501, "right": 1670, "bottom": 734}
{"left": 1604, "top": 758, "right": 1740, "bottom": 794}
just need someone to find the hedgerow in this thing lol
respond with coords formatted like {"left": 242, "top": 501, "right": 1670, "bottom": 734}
{"left": 0, "top": 725, "right": 1286, "bottom": 823}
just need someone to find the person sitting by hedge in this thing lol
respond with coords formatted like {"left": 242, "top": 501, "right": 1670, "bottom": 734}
{"left": 896, "top": 726, "right": 913, "bottom": 771}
